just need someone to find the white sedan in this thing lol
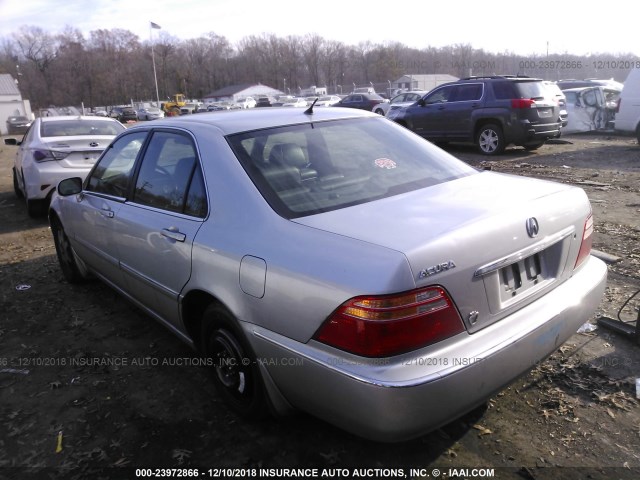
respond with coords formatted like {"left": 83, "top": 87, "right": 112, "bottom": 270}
{"left": 137, "top": 107, "right": 165, "bottom": 121}
{"left": 313, "top": 95, "right": 342, "bottom": 107}
{"left": 4, "top": 115, "right": 125, "bottom": 216}
{"left": 281, "top": 97, "right": 308, "bottom": 108}
{"left": 375, "top": 91, "right": 426, "bottom": 116}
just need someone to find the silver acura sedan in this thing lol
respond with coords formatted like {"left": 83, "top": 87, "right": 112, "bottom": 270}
{"left": 49, "top": 107, "right": 607, "bottom": 441}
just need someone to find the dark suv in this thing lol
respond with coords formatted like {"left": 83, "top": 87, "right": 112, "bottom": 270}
{"left": 109, "top": 106, "right": 138, "bottom": 123}
{"left": 387, "top": 76, "right": 561, "bottom": 155}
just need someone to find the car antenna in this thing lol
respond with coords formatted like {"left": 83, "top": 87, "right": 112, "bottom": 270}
{"left": 304, "top": 98, "right": 318, "bottom": 115}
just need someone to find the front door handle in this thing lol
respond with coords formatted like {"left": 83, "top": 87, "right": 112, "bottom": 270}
{"left": 100, "top": 207, "right": 114, "bottom": 218}
{"left": 161, "top": 228, "right": 186, "bottom": 242}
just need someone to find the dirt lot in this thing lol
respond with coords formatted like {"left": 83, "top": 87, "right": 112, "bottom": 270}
{"left": 1, "top": 132, "right": 639, "bottom": 480}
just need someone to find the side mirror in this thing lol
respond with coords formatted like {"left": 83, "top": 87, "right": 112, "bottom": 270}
{"left": 57, "top": 177, "right": 83, "bottom": 196}
{"left": 4, "top": 138, "right": 19, "bottom": 146}
{"left": 417, "top": 98, "right": 426, "bottom": 107}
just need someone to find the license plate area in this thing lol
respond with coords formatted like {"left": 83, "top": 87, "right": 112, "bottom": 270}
{"left": 537, "top": 108, "right": 553, "bottom": 118}
{"left": 500, "top": 252, "right": 545, "bottom": 301}
{"left": 82, "top": 150, "right": 102, "bottom": 161}
{"left": 475, "top": 227, "right": 574, "bottom": 320}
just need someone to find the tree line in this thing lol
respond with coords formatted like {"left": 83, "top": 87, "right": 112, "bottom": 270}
{"left": 1, "top": 25, "right": 638, "bottom": 111}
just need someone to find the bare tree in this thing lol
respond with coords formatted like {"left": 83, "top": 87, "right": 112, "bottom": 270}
{"left": 321, "top": 40, "right": 347, "bottom": 92}
{"left": 12, "top": 26, "right": 59, "bottom": 106}
{"left": 2, "top": 24, "right": 637, "bottom": 109}
{"left": 302, "top": 34, "right": 324, "bottom": 87}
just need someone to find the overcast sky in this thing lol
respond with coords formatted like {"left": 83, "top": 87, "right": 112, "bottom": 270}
{"left": 0, "top": 0, "right": 636, "bottom": 57}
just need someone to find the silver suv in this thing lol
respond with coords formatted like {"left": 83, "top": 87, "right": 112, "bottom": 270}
{"left": 387, "top": 76, "right": 561, "bottom": 155}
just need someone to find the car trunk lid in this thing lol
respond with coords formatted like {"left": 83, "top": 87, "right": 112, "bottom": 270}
{"left": 294, "top": 172, "right": 591, "bottom": 333}
{"left": 42, "top": 137, "right": 111, "bottom": 168}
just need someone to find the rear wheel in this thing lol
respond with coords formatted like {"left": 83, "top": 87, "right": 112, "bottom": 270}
{"left": 374, "top": 108, "right": 385, "bottom": 115}
{"left": 201, "top": 305, "right": 267, "bottom": 418}
{"left": 25, "top": 193, "right": 45, "bottom": 218}
{"left": 12, "top": 168, "right": 23, "bottom": 199}
{"left": 476, "top": 123, "right": 505, "bottom": 155}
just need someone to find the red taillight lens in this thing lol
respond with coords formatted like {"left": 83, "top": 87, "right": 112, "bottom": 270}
{"left": 511, "top": 98, "right": 536, "bottom": 109}
{"left": 32, "top": 149, "right": 69, "bottom": 162}
{"left": 574, "top": 214, "right": 593, "bottom": 269}
{"left": 314, "top": 286, "right": 465, "bottom": 357}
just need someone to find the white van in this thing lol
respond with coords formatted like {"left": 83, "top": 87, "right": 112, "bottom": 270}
{"left": 615, "top": 69, "right": 640, "bottom": 142}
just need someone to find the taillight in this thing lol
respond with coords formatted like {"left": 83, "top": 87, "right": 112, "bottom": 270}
{"left": 574, "top": 214, "right": 593, "bottom": 269}
{"left": 32, "top": 149, "right": 69, "bottom": 162}
{"left": 314, "top": 286, "right": 465, "bottom": 357}
{"left": 511, "top": 98, "right": 536, "bottom": 109}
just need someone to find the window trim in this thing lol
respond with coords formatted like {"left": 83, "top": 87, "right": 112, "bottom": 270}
{"left": 84, "top": 130, "right": 150, "bottom": 200}
{"left": 125, "top": 127, "right": 209, "bottom": 219}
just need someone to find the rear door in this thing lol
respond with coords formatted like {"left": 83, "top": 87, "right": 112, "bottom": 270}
{"left": 445, "top": 83, "right": 484, "bottom": 139}
{"left": 114, "top": 129, "right": 208, "bottom": 328}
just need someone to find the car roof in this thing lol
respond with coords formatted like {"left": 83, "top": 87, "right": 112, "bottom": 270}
{"left": 39, "top": 115, "right": 120, "bottom": 122}
{"left": 561, "top": 86, "right": 604, "bottom": 93}
{"left": 460, "top": 75, "right": 541, "bottom": 81}
{"left": 126, "top": 106, "right": 378, "bottom": 135}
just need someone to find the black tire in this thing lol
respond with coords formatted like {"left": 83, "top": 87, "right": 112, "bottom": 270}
{"left": 51, "top": 217, "right": 85, "bottom": 283}
{"left": 374, "top": 108, "right": 385, "bottom": 115}
{"left": 25, "top": 195, "right": 45, "bottom": 218}
{"left": 523, "top": 141, "right": 545, "bottom": 151}
{"left": 476, "top": 123, "right": 505, "bottom": 155}
{"left": 12, "top": 168, "right": 23, "bottom": 199}
{"left": 201, "top": 305, "right": 267, "bottom": 418}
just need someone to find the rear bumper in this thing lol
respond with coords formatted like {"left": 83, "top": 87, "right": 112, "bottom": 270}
{"left": 23, "top": 161, "right": 92, "bottom": 200}
{"left": 509, "top": 119, "right": 561, "bottom": 143}
{"left": 245, "top": 256, "right": 607, "bottom": 441}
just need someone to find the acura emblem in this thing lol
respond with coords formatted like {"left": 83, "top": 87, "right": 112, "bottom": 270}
{"left": 89, "top": 142, "right": 99, "bottom": 147}
{"left": 525, "top": 217, "right": 539, "bottom": 238}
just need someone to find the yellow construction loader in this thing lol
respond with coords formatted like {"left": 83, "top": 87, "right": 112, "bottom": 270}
{"left": 162, "top": 94, "right": 186, "bottom": 116}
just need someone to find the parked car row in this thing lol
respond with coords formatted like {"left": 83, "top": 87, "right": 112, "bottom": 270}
{"left": 365, "top": 74, "right": 634, "bottom": 149}
{"left": 386, "top": 75, "right": 562, "bottom": 155}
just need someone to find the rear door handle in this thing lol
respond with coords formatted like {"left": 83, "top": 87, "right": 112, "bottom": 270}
{"left": 161, "top": 228, "right": 186, "bottom": 242}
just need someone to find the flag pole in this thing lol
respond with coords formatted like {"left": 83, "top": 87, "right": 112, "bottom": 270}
{"left": 150, "top": 22, "right": 161, "bottom": 107}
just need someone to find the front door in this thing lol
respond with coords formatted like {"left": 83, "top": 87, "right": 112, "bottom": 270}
{"left": 68, "top": 131, "right": 148, "bottom": 287}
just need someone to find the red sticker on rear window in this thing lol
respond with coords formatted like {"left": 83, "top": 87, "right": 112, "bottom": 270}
{"left": 374, "top": 158, "right": 397, "bottom": 169}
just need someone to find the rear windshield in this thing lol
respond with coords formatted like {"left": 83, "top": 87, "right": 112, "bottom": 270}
{"left": 493, "top": 80, "right": 548, "bottom": 100}
{"left": 41, "top": 120, "right": 125, "bottom": 137}
{"left": 227, "top": 117, "right": 476, "bottom": 218}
